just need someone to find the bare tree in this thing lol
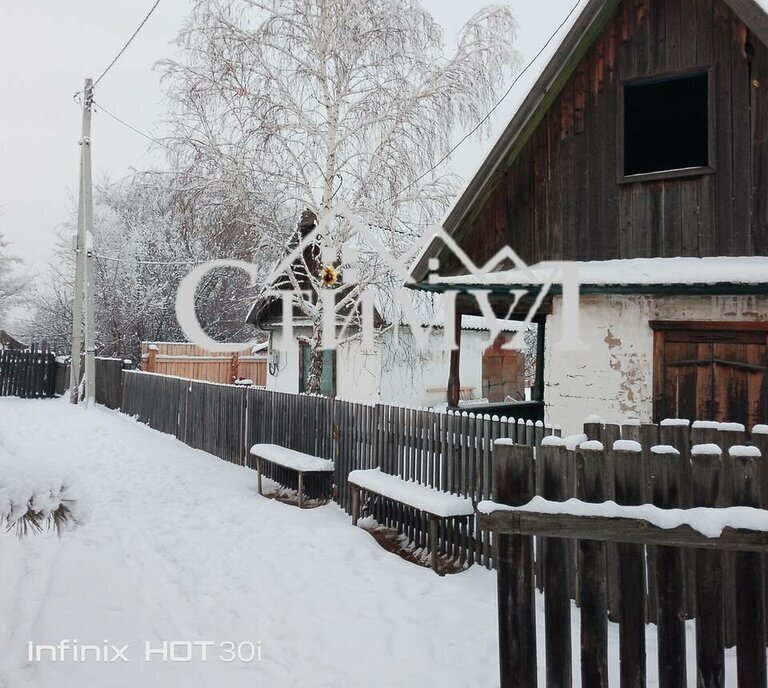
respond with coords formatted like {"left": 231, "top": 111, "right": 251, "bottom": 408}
{"left": 0, "top": 232, "right": 26, "bottom": 328}
{"left": 23, "top": 174, "right": 266, "bottom": 360}
{"left": 162, "top": 0, "right": 521, "bottom": 392}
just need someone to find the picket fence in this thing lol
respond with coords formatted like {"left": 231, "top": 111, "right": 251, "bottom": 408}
{"left": 120, "top": 371, "right": 768, "bottom": 581}
{"left": 53, "top": 357, "right": 128, "bottom": 410}
{"left": 0, "top": 344, "right": 57, "bottom": 398}
{"left": 485, "top": 426, "right": 768, "bottom": 687}
{"left": 120, "top": 370, "right": 558, "bottom": 569}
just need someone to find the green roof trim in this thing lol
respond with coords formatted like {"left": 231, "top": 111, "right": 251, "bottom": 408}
{"left": 412, "top": 282, "right": 768, "bottom": 297}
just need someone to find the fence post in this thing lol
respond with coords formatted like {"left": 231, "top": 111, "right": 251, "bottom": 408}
{"left": 613, "top": 440, "right": 646, "bottom": 688}
{"left": 493, "top": 440, "right": 536, "bottom": 688}
{"left": 731, "top": 446, "right": 767, "bottom": 687}
{"left": 601, "top": 423, "right": 621, "bottom": 622}
{"left": 145, "top": 347, "right": 157, "bottom": 373}
{"left": 539, "top": 440, "right": 572, "bottom": 688}
{"left": 691, "top": 444, "right": 725, "bottom": 687}
{"left": 575, "top": 442, "right": 608, "bottom": 687}
{"left": 649, "top": 445, "right": 687, "bottom": 688}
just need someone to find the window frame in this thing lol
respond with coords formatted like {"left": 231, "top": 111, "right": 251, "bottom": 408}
{"left": 618, "top": 67, "right": 716, "bottom": 184}
{"left": 298, "top": 341, "right": 337, "bottom": 397}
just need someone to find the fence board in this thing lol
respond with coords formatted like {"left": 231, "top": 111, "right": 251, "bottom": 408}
{"left": 614, "top": 443, "right": 646, "bottom": 688}
{"left": 649, "top": 445, "right": 687, "bottom": 688}
{"left": 575, "top": 444, "right": 608, "bottom": 688}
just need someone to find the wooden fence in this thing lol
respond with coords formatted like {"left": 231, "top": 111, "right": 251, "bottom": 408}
{"left": 141, "top": 342, "right": 267, "bottom": 386}
{"left": 53, "top": 357, "right": 128, "bottom": 410}
{"left": 483, "top": 429, "right": 768, "bottom": 688}
{"left": 120, "top": 370, "right": 557, "bottom": 568}
{"left": 0, "top": 344, "right": 57, "bottom": 398}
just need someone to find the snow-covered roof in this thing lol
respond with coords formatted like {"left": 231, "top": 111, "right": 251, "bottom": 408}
{"left": 432, "top": 257, "right": 768, "bottom": 289}
{"left": 461, "top": 315, "right": 525, "bottom": 332}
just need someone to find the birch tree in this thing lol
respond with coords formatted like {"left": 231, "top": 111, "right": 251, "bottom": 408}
{"left": 162, "top": 0, "right": 521, "bottom": 392}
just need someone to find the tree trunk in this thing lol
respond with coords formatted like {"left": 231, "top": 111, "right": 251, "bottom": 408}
{"left": 306, "top": 323, "right": 324, "bottom": 395}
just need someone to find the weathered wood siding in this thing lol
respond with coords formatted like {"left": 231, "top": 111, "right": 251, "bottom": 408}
{"left": 453, "top": 0, "right": 768, "bottom": 269}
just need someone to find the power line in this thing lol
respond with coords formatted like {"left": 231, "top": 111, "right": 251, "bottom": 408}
{"left": 385, "top": 0, "right": 584, "bottom": 203}
{"left": 93, "top": 0, "right": 162, "bottom": 87}
{"left": 93, "top": 100, "right": 169, "bottom": 149}
{"left": 95, "top": 253, "right": 207, "bottom": 266}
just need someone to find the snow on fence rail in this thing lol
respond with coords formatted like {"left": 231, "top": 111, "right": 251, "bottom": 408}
{"left": 120, "top": 370, "right": 558, "bottom": 569}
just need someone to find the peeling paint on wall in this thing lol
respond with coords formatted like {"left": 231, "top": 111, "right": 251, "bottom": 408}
{"left": 544, "top": 293, "right": 768, "bottom": 434}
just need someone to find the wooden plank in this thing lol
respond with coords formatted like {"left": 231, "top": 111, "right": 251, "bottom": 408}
{"left": 601, "top": 423, "right": 621, "bottom": 622}
{"left": 613, "top": 443, "right": 646, "bottom": 688}
{"left": 691, "top": 446, "right": 725, "bottom": 686}
{"left": 493, "top": 442, "right": 537, "bottom": 688}
{"left": 649, "top": 445, "right": 687, "bottom": 688}
{"left": 539, "top": 443, "right": 572, "bottom": 687}
{"left": 478, "top": 510, "right": 768, "bottom": 552}
{"left": 714, "top": 0, "right": 735, "bottom": 254}
{"left": 661, "top": 422, "right": 696, "bottom": 618}
{"left": 732, "top": 449, "right": 767, "bottom": 687}
{"left": 751, "top": 36, "right": 768, "bottom": 255}
{"left": 575, "top": 444, "right": 608, "bottom": 688}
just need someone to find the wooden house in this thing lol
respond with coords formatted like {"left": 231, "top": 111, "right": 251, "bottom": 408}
{"left": 246, "top": 212, "right": 499, "bottom": 407}
{"left": 411, "top": 0, "right": 768, "bottom": 434}
{"left": 0, "top": 330, "right": 25, "bottom": 351}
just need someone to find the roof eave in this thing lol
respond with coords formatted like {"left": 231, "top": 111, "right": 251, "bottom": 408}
{"left": 412, "top": 281, "right": 768, "bottom": 297}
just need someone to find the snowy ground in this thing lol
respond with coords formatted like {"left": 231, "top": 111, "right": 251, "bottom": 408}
{"left": 0, "top": 398, "right": 737, "bottom": 687}
{"left": 0, "top": 398, "right": 500, "bottom": 688}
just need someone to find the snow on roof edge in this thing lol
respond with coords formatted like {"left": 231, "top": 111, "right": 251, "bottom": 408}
{"left": 433, "top": 256, "right": 768, "bottom": 288}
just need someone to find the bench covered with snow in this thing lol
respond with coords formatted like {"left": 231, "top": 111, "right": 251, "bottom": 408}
{"left": 249, "top": 444, "right": 334, "bottom": 508}
{"left": 347, "top": 468, "right": 474, "bottom": 575}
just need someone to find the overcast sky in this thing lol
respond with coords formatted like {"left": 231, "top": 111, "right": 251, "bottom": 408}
{"left": 0, "top": 0, "right": 578, "bottom": 275}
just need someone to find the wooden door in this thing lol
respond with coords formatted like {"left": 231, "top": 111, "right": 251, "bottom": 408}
{"left": 651, "top": 322, "right": 768, "bottom": 427}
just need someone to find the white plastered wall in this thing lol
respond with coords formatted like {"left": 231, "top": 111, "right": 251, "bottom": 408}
{"left": 544, "top": 293, "right": 768, "bottom": 435}
{"left": 266, "top": 328, "right": 300, "bottom": 394}
{"left": 268, "top": 325, "right": 485, "bottom": 407}
{"left": 377, "top": 329, "right": 485, "bottom": 407}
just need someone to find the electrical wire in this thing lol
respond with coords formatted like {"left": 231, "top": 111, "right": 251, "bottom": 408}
{"left": 95, "top": 254, "right": 207, "bottom": 266}
{"left": 93, "top": 0, "right": 162, "bottom": 87}
{"left": 384, "top": 0, "right": 585, "bottom": 202}
{"left": 92, "top": 100, "right": 169, "bottom": 149}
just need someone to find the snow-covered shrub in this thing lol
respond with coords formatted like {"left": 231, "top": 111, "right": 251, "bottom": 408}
{"left": 0, "top": 433, "right": 89, "bottom": 537}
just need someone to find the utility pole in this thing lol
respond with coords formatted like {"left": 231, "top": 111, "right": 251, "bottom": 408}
{"left": 70, "top": 78, "right": 96, "bottom": 406}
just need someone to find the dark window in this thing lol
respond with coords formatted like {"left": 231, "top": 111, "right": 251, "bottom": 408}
{"left": 624, "top": 73, "right": 709, "bottom": 176}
